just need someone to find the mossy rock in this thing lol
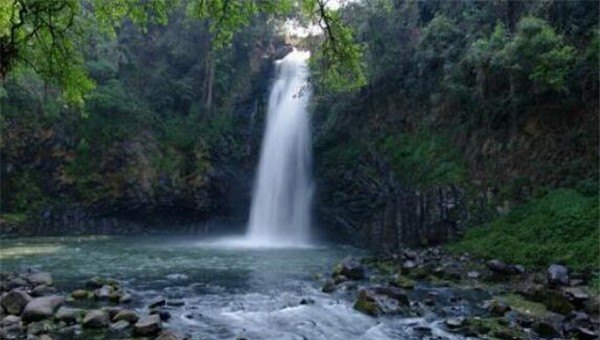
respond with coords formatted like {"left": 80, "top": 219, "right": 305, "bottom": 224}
{"left": 71, "top": 290, "right": 89, "bottom": 300}
{"left": 390, "top": 274, "right": 415, "bottom": 289}
{"left": 499, "top": 294, "right": 548, "bottom": 317}
{"left": 531, "top": 289, "right": 575, "bottom": 315}
{"left": 353, "top": 291, "right": 381, "bottom": 317}
{"left": 464, "top": 317, "right": 524, "bottom": 339}
{"left": 407, "top": 267, "right": 429, "bottom": 280}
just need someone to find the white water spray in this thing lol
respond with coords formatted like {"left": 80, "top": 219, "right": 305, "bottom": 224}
{"left": 245, "top": 50, "right": 314, "bottom": 246}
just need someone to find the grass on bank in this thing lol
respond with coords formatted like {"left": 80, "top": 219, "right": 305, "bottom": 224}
{"left": 449, "top": 189, "right": 599, "bottom": 272}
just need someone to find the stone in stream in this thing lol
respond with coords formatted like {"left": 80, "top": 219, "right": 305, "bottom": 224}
{"left": 109, "top": 319, "right": 131, "bottom": 332}
{"left": 148, "top": 296, "right": 167, "bottom": 308}
{"left": 333, "top": 257, "right": 366, "bottom": 280}
{"left": 22, "top": 295, "right": 64, "bottom": 322}
{"left": 445, "top": 317, "right": 466, "bottom": 329}
{"left": 26, "top": 319, "right": 57, "bottom": 335}
{"left": 134, "top": 314, "right": 162, "bottom": 336}
{"left": 86, "top": 276, "right": 105, "bottom": 289}
{"left": 94, "top": 285, "right": 113, "bottom": 300}
{"left": 321, "top": 280, "right": 336, "bottom": 293}
{"left": 533, "top": 320, "right": 561, "bottom": 338}
{"left": 54, "top": 307, "right": 84, "bottom": 324}
{"left": 402, "top": 260, "right": 417, "bottom": 270}
{"left": 150, "top": 308, "right": 171, "bottom": 321}
{"left": 31, "top": 284, "right": 56, "bottom": 297}
{"left": 546, "top": 264, "right": 569, "bottom": 287}
{"left": 119, "top": 293, "right": 132, "bottom": 304}
{"left": 484, "top": 300, "right": 511, "bottom": 316}
{"left": 168, "top": 299, "right": 185, "bottom": 307}
{"left": 467, "top": 271, "right": 480, "bottom": 279}
{"left": 1, "top": 289, "right": 32, "bottom": 315}
{"left": 82, "top": 309, "right": 110, "bottom": 328}
{"left": 27, "top": 272, "right": 53, "bottom": 287}
{"left": 2, "top": 314, "right": 21, "bottom": 326}
{"left": 71, "top": 289, "right": 88, "bottom": 300}
{"left": 353, "top": 287, "right": 410, "bottom": 317}
{"left": 157, "top": 329, "right": 187, "bottom": 340}
{"left": 6, "top": 277, "right": 28, "bottom": 290}
{"left": 112, "top": 309, "right": 139, "bottom": 323}
{"left": 102, "top": 306, "right": 123, "bottom": 319}
{"left": 390, "top": 274, "right": 415, "bottom": 289}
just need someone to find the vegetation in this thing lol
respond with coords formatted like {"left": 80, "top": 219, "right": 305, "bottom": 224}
{"left": 449, "top": 189, "right": 599, "bottom": 271}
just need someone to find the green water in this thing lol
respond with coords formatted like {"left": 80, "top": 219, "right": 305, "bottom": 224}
{"left": 0, "top": 235, "right": 471, "bottom": 339}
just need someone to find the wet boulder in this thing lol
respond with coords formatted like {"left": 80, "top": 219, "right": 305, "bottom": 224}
{"left": 108, "top": 319, "right": 132, "bottom": 337}
{"left": 484, "top": 300, "right": 511, "bottom": 316}
{"left": 321, "top": 280, "right": 336, "bottom": 293}
{"left": 30, "top": 285, "right": 56, "bottom": 297}
{"left": 546, "top": 264, "right": 569, "bottom": 287}
{"left": 333, "top": 257, "right": 366, "bottom": 280}
{"left": 150, "top": 308, "right": 171, "bottom": 321}
{"left": 134, "top": 314, "right": 162, "bottom": 336}
{"left": 82, "top": 309, "right": 110, "bottom": 328}
{"left": 157, "top": 329, "right": 187, "bottom": 340}
{"left": 148, "top": 296, "right": 166, "bottom": 308}
{"left": 445, "top": 317, "right": 466, "bottom": 329}
{"left": 54, "top": 307, "right": 84, "bottom": 324}
{"left": 533, "top": 320, "right": 562, "bottom": 338}
{"left": 353, "top": 287, "right": 410, "bottom": 317}
{"left": 119, "top": 293, "right": 132, "bottom": 303}
{"left": 22, "top": 295, "right": 64, "bottom": 322}
{"left": 86, "top": 276, "right": 105, "bottom": 289}
{"left": 94, "top": 285, "right": 113, "bottom": 300}
{"left": 71, "top": 289, "right": 89, "bottom": 300}
{"left": 390, "top": 274, "right": 415, "bottom": 289}
{"left": 1, "top": 289, "right": 32, "bottom": 315}
{"left": 27, "top": 272, "right": 52, "bottom": 287}
{"left": 112, "top": 309, "right": 139, "bottom": 323}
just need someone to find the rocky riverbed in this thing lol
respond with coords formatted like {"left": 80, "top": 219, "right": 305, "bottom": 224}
{"left": 321, "top": 249, "right": 599, "bottom": 339}
{"left": 0, "top": 238, "right": 598, "bottom": 339}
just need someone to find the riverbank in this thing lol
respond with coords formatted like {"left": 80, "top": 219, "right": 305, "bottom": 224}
{"left": 1, "top": 239, "right": 597, "bottom": 339}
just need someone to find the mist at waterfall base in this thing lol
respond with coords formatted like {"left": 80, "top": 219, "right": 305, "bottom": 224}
{"left": 208, "top": 50, "right": 315, "bottom": 248}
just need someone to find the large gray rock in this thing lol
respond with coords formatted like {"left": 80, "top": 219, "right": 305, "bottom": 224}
{"left": 94, "top": 285, "right": 113, "bottom": 300}
{"left": 1, "top": 289, "right": 32, "bottom": 315}
{"left": 333, "top": 257, "right": 366, "bottom": 280}
{"left": 82, "top": 309, "right": 109, "bottom": 328}
{"left": 110, "top": 319, "right": 131, "bottom": 332}
{"left": 148, "top": 296, "right": 166, "bottom": 308}
{"left": 54, "top": 307, "right": 84, "bottom": 324}
{"left": 27, "top": 272, "right": 52, "bottom": 287}
{"left": 30, "top": 284, "right": 56, "bottom": 297}
{"left": 546, "top": 264, "right": 569, "bottom": 287}
{"left": 134, "top": 314, "right": 162, "bottom": 336}
{"left": 2, "top": 314, "right": 20, "bottom": 326}
{"left": 112, "top": 309, "right": 139, "bottom": 323}
{"left": 157, "top": 329, "right": 187, "bottom": 340}
{"left": 22, "top": 295, "right": 63, "bottom": 322}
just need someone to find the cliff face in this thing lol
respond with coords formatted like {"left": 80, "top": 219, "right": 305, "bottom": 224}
{"left": 0, "top": 29, "right": 290, "bottom": 236}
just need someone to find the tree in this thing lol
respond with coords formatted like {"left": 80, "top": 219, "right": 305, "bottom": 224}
{"left": 0, "top": 0, "right": 366, "bottom": 106}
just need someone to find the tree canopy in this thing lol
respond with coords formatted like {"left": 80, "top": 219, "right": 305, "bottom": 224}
{"left": 0, "top": 0, "right": 365, "bottom": 106}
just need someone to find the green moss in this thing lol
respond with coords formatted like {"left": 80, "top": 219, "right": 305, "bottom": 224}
{"left": 465, "top": 317, "right": 525, "bottom": 339}
{"left": 377, "top": 132, "right": 467, "bottom": 187}
{"left": 499, "top": 294, "right": 547, "bottom": 317}
{"left": 448, "top": 189, "right": 599, "bottom": 271}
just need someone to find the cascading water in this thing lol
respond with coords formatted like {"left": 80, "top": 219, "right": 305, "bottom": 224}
{"left": 246, "top": 50, "right": 314, "bottom": 247}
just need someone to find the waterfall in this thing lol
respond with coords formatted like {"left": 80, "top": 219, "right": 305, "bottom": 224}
{"left": 246, "top": 50, "right": 314, "bottom": 246}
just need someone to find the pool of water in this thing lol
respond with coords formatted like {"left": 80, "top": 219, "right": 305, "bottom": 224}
{"left": 0, "top": 235, "right": 473, "bottom": 339}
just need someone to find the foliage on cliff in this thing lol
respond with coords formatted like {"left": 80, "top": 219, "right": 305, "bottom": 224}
{"left": 314, "top": 0, "right": 598, "bottom": 249}
{"left": 0, "top": 3, "right": 276, "bottom": 219}
{"left": 449, "top": 189, "right": 599, "bottom": 271}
